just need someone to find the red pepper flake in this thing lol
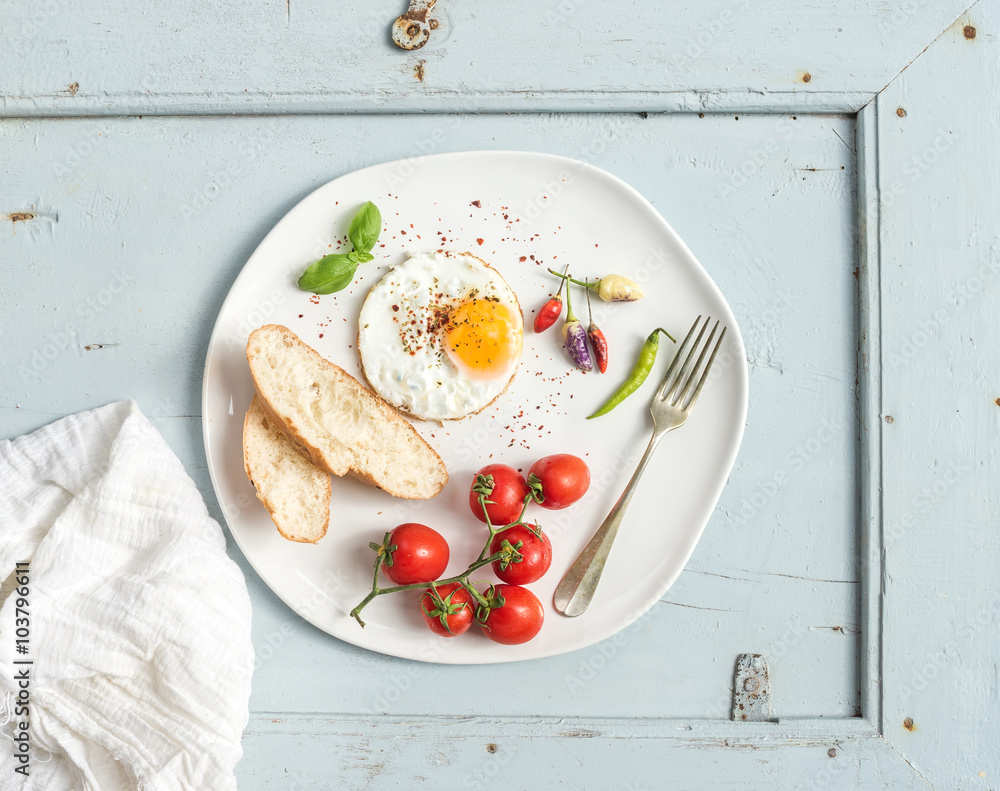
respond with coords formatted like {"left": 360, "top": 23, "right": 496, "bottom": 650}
{"left": 471, "top": 200, "right": 482, "bottom": 207}
{"left": 309, "top": 295, "right": 320, "bottom": 304}
{"left": 476, "top": 238, "right": 484, "bottom": 246}
{"left": 318, "top": 333, "right": 324, "bottom": 338}
{"left": 298, "top": 314, "right": 304, "bottom": 318}
{"left": 401, "top": 230, "right": 407, "bottom": 235}
{"left": 392, "top": 305, "right": 399, "bottom": 312}
{"left": 519, "top": 256, "right": 527, "bottom": 262}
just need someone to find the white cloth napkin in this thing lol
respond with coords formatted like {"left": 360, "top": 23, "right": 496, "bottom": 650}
{"left": 0, "top": 401, "right": 253, "bottom": 790}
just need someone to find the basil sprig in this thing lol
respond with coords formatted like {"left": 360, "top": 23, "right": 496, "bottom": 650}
{"left": 298, "top": 201, "right": 382, "bottom": 295}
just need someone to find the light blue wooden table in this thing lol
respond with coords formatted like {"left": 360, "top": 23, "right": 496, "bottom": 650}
{"left": 2, "top": 2, "right": 997, "bottom": 788}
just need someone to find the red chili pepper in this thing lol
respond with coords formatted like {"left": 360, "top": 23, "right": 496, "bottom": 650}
{"left": 533, "top": 264, "right": 567, "bottom": 333}
{"left": 534, "top": 296, "right": 563, "bottom": 333}
{"left": 584, "top": 279, "right": 608, "bottom": 373}
{"left": 587, "top": 325, "right": 608, "bottom": 373}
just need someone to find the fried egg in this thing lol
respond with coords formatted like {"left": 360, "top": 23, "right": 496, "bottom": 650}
{"left": 358, "top": 251, "right": 523, "bottom": 420}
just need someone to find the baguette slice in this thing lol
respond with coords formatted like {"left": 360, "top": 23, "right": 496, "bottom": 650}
{"left": 247, "top": 324, "right": 448, "bottom": 499}
{"left": 243, "top": 394, "right": 331, "bottom": 543}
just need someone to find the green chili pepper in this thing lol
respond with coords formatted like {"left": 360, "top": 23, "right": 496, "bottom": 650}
{"left": 586, "top": 327, "right": 676, "bottom": 419}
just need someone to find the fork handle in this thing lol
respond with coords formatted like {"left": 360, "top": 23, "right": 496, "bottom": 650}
{"left": 553, "top": 430, "right": 665, "bottom": 617}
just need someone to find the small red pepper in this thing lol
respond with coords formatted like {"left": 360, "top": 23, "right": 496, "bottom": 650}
{"left": 533, "top": 264, "right": 567, "bottom": 333}
{"left": 585, "top": 279, "right": 608, "bottom": 373}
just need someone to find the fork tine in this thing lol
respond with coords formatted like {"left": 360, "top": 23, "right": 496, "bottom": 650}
{"left": 663, "top": 316, "right": 710, "bottom": 404}
{"left": 677, "top": 320, "right": 719, "bottom": 408}
{"left": 683, "top": 325, "right": 727, "bottom": 411}
{"left": 654, "top": 315, "right": 701, "bottom": 401}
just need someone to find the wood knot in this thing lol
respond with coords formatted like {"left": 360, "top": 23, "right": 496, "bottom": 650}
{"left": 801, "top": 72, "right": 812, "bottom": 83}
{"left": 896, "top": 107, "right": 907, "bottom": 118}
{"left": 903, "top": 717, "right": 915, "bottom": 731}
{"left": 963, "top": 25, "right": 976, "bottom": 39}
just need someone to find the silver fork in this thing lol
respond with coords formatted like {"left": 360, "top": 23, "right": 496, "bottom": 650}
{"left": 553, "top": 315, "right": 728, "bottom": 617}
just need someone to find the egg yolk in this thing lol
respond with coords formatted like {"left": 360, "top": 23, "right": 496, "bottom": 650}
{"left": 444, "top": 299, "right": 521, "bottom": 380}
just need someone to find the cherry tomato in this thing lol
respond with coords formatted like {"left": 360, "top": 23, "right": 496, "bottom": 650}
{"left": 490, "top": 524, "right": 552, "bottom": 585}
{"left": 478, "top": 584, "right": 544, "bottom": 645}
{"left": 529, "top": 454, "right": 591, "bottom": 510}
{"left": 469, "top": 464, "right": 530, "bottom": 526}
{"left": 419, "top": 582, "right": 475, "bottom": 637}
{"left": 381, "top": 523, "right": 449, "bottom": 585}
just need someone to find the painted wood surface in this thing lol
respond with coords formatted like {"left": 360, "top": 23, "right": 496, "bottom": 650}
{"left": 0, "top": 112, "right": 861, "bottom": 721}
{"left": 239, "top": 717, "right": 923, "bottom": 790}
{"left": 0, "top": 0, "right": 974, "bottom": 115}
{"left": 876, "top": 5, "right": 1000, "bottom": 790}
{"left": 0, "top": 0, "right": 996, "bottom": 788}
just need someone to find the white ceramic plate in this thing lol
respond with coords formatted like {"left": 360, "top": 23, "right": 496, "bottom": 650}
{"left": 202, "top": 151, "right": 748, "bottom": 664}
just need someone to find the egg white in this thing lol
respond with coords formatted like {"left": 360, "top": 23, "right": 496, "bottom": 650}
{"left": 358, "top": 251, "right": 523, "bottom": 421}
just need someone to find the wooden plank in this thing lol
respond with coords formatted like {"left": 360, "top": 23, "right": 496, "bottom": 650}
{"left": 238, "top": 715, "right": 927, "bottom": 790}
{"left": 0, "top": 112, "right": 862, "bottom": 722}
{"left": 0, "top": 1, "right": 972, "bottom": 116}
{"left": 877, "top": 0, "right": 1000, "bottom": 788}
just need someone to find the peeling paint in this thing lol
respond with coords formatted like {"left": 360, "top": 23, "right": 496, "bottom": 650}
{"left": 5, "top": 210, "right": 58, "bottom": 227}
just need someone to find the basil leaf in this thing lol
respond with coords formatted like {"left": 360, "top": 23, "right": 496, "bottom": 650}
{"left": 348, "top": 201, "right": 382, "bottom": 254}
{"left": 298, "top": 253, "right": 358, "bottom": 294}
{"left": 346, "top": 250, "right": 373, "bottom": 265}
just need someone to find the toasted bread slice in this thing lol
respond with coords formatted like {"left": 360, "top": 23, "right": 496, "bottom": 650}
{"left": 246, "top": 324, "right": 448, "bottom": 500}
{"left": 243, "top": 394, "right": 331, "bottom": 543}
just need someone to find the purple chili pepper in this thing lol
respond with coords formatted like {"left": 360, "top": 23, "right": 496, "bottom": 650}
{"left": 561, "top": 279, "right": 593, "bottom": 372}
